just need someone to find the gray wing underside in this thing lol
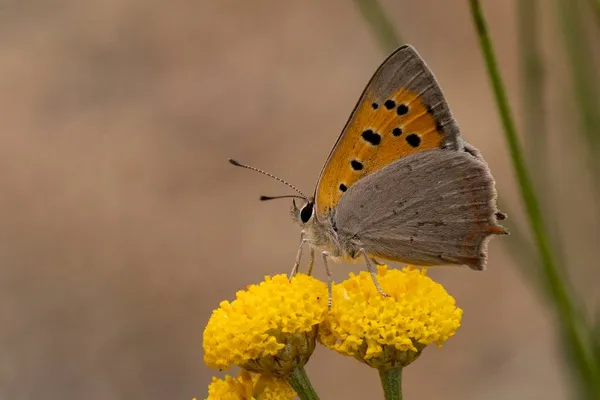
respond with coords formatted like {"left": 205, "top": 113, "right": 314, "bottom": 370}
{"left": 334, "top": 149, "right": 505, "bottom": 270}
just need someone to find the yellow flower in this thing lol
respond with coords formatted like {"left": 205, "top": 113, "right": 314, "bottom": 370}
{"left": 203, "top": 274, "right": 328, "bottom": 377}
{"left": 205, "top": 370, "right": 296, "bottom": 400}
{"left": 318, "top": 265, "right": 462, "bottom": 370}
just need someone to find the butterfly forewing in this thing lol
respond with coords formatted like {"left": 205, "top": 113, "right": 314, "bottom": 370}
{"left": 314, "top": 45, "right": 462, "bottom": 220}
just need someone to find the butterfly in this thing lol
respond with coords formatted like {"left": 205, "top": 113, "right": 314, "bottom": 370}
{"left": 230, "top": 44, "right": 506, "bottom": 300}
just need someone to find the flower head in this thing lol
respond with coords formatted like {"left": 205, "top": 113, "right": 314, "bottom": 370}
{"left": 203, "top": 274, "right": 328, "bottom": 377}
{"left": 205, "top": 370, "right": 296, "bottom": 400}
{"left": 318, "top": 266, "right": 462, "bottom": 370}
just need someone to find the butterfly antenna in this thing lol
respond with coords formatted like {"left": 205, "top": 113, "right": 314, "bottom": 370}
{"left": 228, "top": 159, "right": 309, "bottom": 200}
{"left": 259, "top": 194, "right": 306, "bottom": 201}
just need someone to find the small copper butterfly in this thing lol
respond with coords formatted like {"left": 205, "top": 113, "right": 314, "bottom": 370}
{"left": 230, "top": 45, "right": 507, "bottom": 300}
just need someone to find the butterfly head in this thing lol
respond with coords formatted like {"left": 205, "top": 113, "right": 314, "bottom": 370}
{"left": 290, "top": 198, "right": 315, "bottom": 227}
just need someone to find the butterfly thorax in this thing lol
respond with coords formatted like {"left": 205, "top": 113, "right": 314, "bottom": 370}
{"left": 291, "top": 201, "right": 358, "bottom": 262}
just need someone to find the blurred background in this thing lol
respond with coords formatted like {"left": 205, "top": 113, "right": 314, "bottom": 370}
{"left": 1, "top": 1, "right": 599, "bottom": 399}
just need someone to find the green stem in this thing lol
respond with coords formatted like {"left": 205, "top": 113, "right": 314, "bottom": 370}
{"left": 378, "top": 367, "right": 403, "bottom": 400}
{"left": 558, "top": 0, "right": 600, "bottom": 146}
{"left": 592, "top": 0, "right": 600, "bottom": 27}
{"left": 287, "top": 366, "right": 319, "bottom": 400}
{"left": 468, "top": 0, "right": 600, "bottom": 397}
{"left": 517, "top": 0, "right": 546, "bottom": 186}
{"left": 516, "top": 0, "right": 568, "bottom": 291}
{"left": 556, "top": 0, "right": 600, "bottom": 202}
{"left": 353, "top": 0, "right": 403, "bottom": 52}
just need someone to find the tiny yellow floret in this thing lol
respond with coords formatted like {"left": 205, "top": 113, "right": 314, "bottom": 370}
{"left": 319, "top": 266, "right": 462, "bottom": 369}
{"left": 205, "top": 370, "right": 296, "bottom": 400}
{"left": 203, "top": 274, "right": 328, "bottom": 376}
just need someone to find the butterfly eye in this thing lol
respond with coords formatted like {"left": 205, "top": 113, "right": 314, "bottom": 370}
{"left": 300, "top": 203, "right": 314, "bottom": 223}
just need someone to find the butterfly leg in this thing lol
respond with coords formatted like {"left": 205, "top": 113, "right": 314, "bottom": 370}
{"left": 306, "top": 247, "right": 315, "bottom": 276}
{"left": 360, "top": 249, "right": 389, "bottom": 297}
{"left": 322, "top": 251, "right": 334, "bottom": 309}
{"left": 289, "top": 233, "right": 310, "bottom": 280}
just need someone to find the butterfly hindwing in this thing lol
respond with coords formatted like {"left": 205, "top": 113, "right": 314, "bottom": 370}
{"left": 314, "top": 45, "right": 462, "bottom": 219}
{"left": 334, "top": 149, "right": 504, "bottom": 270}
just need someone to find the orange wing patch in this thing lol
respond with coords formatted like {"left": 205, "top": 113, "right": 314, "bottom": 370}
{"left": 315, "top": 88, "right": 444, "bottom": 218}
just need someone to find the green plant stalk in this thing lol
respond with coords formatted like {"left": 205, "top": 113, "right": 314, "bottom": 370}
{"left": 517, "top": 0, "right": 546, "bottom": 187}
{"left": 516, "top": 0, "right": 569, "bottom": 282}
{"left": 593, "top": 311, "right": 600, "bottom": 360}
{"left": 468, "top": 0, "right": 600, "bottom": 397}
{"left": 556, "top": 0, "right": 600, "bottom": 199}
{"left": 557, "top": 0, "right": 600, "bottom": 145}
{"left": 379, "top": 367, "right": 402, "bottom": 400}
{"left": 287, "top": 366, "right": 319, "bottom": 400}
{"left": 353, "top": 0, "right": 403, "bottom": 51}
{"left": 589, "top": 0, "right": 600, "bottom": 34}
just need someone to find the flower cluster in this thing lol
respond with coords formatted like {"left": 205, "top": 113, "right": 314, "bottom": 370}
{"left": 202, "top": 265, "right": 462, "bottom": 398}
{"left": 204, "top": 370, "right": 295, "bottom": 400}
{"left": 318, "top": 266, "right": 462, "bottom": 369}
{"left": 203, "top": 273, "right": 328, "bottom": 376}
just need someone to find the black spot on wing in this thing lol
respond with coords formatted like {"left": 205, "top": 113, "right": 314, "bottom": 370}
{"left": 350, "top": 160, "right": 364, "bottom": 171}
{"left": 396, "top": 104, "right": 409, "bottom": 116}
{"left": 384, "top": 100, "right": 396, "bottom": 109}
{"left": 361, "top": 129, "right": 381, "bottom": 145}
{"left": 406, "top": 133, "right": 421, "bottom": 147}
